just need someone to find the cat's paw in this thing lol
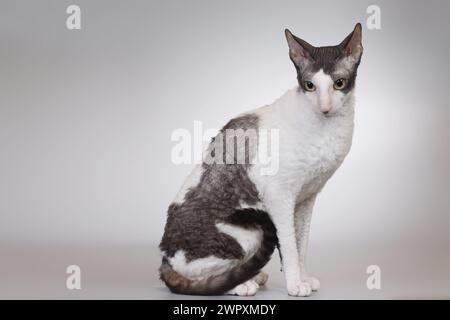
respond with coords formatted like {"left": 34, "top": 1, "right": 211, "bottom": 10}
{"left": 302, "top": 276, "right": 320, "bottom": 291}
{"left": 287, "top": 281, "right": 312, "bottom": 297}
{"left": 227, "top": 280, "right": 260, "bottom": 296}
{"left": 253, "top": 271, "right": 269, "bottom": 286}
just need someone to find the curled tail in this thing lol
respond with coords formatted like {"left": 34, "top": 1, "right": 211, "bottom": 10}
{"left": 159, "top": 208, "right": 278, "bottom": 295}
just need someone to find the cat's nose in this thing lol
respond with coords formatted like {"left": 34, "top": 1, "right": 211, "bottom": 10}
{"left": 320, "top": 106, "right": 331, "bottom": 114}
{"left": 320, "top": 104, "right": 331, "bottom": 114}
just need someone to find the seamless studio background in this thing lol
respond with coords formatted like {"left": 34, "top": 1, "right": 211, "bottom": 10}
{"left": 1, "top": 0, "right": 449, "bottom": 299}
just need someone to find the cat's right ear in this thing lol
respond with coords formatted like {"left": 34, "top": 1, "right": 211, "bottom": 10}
{"left": 285, "top": 29, "right": 313, "bottom": 67}
{"left": 339, "top": 23, "right": 363, "bottom": 61}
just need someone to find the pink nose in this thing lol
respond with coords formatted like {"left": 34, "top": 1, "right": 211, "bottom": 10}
{"left": 320, "top": 105, "right": 331, "bottom": 114}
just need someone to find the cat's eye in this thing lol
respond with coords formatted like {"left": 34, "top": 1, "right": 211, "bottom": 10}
{"left": 303, "top": 81, "right": 315, "bottom": 92}
{"left": 333, "top": 78, "right": 347, "bottom": 90}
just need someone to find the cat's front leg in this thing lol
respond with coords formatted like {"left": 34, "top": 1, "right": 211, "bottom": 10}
{"left": 295, "top": 194, "right": 320, "bottom": 291}
{"left": 264, "top": 190, "right": 312, "bottom": 297}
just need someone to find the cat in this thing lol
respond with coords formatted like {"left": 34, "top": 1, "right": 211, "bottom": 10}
{"left": 159, "top": 23, "right": 363, "bottom": 297}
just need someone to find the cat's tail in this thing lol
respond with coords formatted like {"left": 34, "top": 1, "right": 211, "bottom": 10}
{"left": 159, "top": 208, "right": 278, "bottom": 295}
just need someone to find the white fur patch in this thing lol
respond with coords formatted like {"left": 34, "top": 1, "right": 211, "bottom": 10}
{"left": 238, "top": 200, "right": 265, "bottom": 211}
{"left": 311, "top": 69, "right": 333, "bottom": 89}
{"left": 311, "top": 69, "right": 333, "bottom": 113}
{"left": 168, "top": 250, "right": 237, "bottom": 280}
{"left": 216, "top": 222, "right": 262, "bottom": 261}
{"left": 227, "top": 279, "right": 260, "bottom": 296}
{"left": 337, "top": 55, "right": 359, "bottom": 72}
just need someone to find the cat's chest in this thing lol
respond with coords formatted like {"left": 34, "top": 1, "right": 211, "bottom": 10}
{"left": 290, "top": 136, "right": 347, "bottom": 174}
{"left": 280, "top": 123, "right": 353, "bottom": 197}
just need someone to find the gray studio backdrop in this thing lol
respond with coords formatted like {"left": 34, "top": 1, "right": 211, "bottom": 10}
{"left": 1, "top": 0, "right": 449, "bottom": 299}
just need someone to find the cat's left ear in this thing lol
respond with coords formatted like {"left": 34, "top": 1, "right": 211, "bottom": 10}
{"left": 339, "top": 23, "right": 363, "bottom": 61}
{"left": 285, "top": 29, "right": 314, "bottom": 68}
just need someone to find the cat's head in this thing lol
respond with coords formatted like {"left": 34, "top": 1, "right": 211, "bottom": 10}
{"left": 285, "top": 23, "right": 363, "bottom": 116}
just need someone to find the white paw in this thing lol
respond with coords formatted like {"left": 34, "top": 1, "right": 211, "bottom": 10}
{"left": 227, "top": 280, "right": 260, "bottom": 296}
{"left": 302, "top": 276, "right": 320, "bottom": 291}
{"left": 253, "top": 271, "right": 269, "bottom": 286}
{"left": 287, "top": 281, "right": 312, "bottom": 297}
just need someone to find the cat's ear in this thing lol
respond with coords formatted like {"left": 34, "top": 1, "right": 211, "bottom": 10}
{"left": 339, "top": 23, "right": 363, "bottom": 61}
{"left": 285, "top": 29, "right": 314, "bottom": 67}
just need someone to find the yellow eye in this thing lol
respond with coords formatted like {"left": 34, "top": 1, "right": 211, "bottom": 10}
{"left": 303, "top": 81, "right": 315, "bottom": 92}
{"left": 333, "top": 78, "right": 347, "bottom": 90}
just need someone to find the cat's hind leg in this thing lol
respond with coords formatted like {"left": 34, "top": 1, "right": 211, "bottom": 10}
{"left": 226, "top": 279, "right": 260, "bottom": 296}
{"left": 253, "top": 271, "right": 269, "bottom": 286}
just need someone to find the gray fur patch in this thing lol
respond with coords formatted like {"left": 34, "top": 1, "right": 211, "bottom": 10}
{"left": 159, "top": 113, "right": 263, "bottom": 262}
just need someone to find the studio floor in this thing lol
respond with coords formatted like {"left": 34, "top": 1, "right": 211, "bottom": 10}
{"left": 1, "top": 241, "right": 449, "bottom": 300}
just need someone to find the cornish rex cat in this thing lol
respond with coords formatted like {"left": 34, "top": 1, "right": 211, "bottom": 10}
{"left": 160, "top": 23, "right": 363, "bottom": 296}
